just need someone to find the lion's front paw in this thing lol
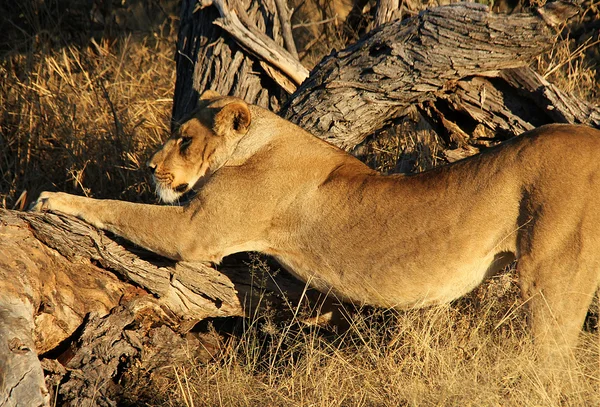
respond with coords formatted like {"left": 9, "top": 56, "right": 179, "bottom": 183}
{"left": 30, "top": 191, "right": 71, "bottom": 214}
{"left": 31, "top": 191, "right": 56, "bottom": 212}
{"left": 30, "top": 192, "right": 101, "bottom": 228}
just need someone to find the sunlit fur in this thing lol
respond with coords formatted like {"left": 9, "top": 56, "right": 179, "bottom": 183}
{"left": 154, "top": 182, "right": 183, "bottom": 203}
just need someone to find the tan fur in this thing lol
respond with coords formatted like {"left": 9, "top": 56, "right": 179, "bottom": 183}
{"left": 33, "top": 92, "right": 600, "bottom": 362}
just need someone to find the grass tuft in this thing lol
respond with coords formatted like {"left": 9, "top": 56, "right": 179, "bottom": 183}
{"left": 1, "top": 5, "right": 175, "bottom": 207}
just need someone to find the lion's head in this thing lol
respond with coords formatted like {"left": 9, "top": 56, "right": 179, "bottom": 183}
{"left": 148, "top": 91, "right": 251, "bottom": 203}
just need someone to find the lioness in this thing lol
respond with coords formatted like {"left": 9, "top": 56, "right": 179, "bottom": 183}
{"left": 33, "top": 91, "right": 600, "bottom": 362}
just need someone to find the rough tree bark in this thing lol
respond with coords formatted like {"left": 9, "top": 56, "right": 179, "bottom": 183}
{"left": 2, "top": 1, "right": 599, "bottom": 406}
{"left": 172, "top": 0, "right": 296, "bottom": 124}
{"left": 0, "top": 209, "right": 315, "bottom": 405}
{"left": 175, "top": 1, "right": 599, "bottom": 160}
{"left": 281, "top": 2, "right": 599, "bottom": 152}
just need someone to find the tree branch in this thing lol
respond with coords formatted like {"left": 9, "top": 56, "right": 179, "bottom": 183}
{"left": 210, "top": 0, "right": 309, "bottom": 90}
{"left": 280, "top": 2, "right": 591, "bottom": 151}
{"left": 274, "top": 0, "right": 299, "bottom": 58}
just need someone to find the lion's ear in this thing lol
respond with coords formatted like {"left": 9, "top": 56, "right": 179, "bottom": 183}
{"left": 214, "top": 102, "right": 251, "bottom": 135}
{"left": 200, "top": 89, "right": 221, "bottom": 100}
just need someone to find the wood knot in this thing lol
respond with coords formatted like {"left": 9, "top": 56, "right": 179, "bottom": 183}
{"left": 8, "top": 337, "right": 32, "bottom": 354}
{"left": 537, "top": 0, "right": 579, "bottom": 28}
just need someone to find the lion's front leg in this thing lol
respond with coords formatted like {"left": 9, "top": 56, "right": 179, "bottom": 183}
{"left": 32, "top": 191, "right": 189, "bottom": 261}
{"left": 33, "top": 192, "right": 109, "bottom": 229}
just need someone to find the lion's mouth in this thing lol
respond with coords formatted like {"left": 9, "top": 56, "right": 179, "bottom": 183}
{"left": 174, "top": 183, "right": 189, "bottom": 193}
{"left": 153, "top": 178, "right": 185, "bottom": 203}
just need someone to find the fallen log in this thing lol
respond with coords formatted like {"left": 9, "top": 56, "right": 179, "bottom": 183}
{"left": 0, "top": 209, "right": 315, "bottom": 405}
{"left": 280, "top": 2, "right": 597, "bottom": 151}
{"left": 174, "top": 1, "right": 598, "bottom": 157}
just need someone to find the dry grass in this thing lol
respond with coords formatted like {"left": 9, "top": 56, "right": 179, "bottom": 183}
{"left": 1, "top": 1, "right": 599, "bottom": 406}
{"left": 361, "top": 111, "right": 445, "bottom": 174}
{"left": 123, "top": 271, "right": 599, "bottom": 407}
{"left": 534, "top": 1, "right": 600, "bottom": 104}
{"left": 536, "top": 33, "right": 600, "bottom": 103}
{"left": 1, "top": 2, "right": 175, "bottom": 208}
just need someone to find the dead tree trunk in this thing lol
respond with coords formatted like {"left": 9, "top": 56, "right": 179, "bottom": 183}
{"left": 175, "top": 1, "right": 598, "bottom": 159}
{"left": 172, "top": 0, "right": 304, "bottom": 125}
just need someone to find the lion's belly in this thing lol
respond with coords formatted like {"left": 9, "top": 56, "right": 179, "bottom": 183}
{"left": 275, "top": 247, "right": 515, "bottom": 309}
{"left": 361, "top": 250, "right": 516, "bottom": 309}
{"left": 390, "top": 256, "right": 503, "bottom": 308}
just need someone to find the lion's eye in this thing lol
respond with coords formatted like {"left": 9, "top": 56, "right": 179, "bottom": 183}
{"left": 179, "top": 137, "right": 192, "bottom": 151}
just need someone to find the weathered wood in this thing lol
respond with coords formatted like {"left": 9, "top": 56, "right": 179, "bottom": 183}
{"left": 500, "top": 67, "right": 600, "bottom": 126}
{"left": 0, "top": 208, "right": 318, "bottom": 404}
{"left": 0, "top": 298, "right": 48, "bottom": 407}
{"left": 172, "top": 0, "right": 288, "bottom": 124}
{"left": 48, "top": 306, "right": 143, "bottom": 406}
{"left": 274, "top": 0, "right": 298, "bottom": 58}
{"left": 0, "top": 212, "right": 126, "bottom": 354}
{"left": 412, "top": 65, "right": 600, "bottom": 161}
{"left": 22, "top": 210, "right": 315, "bottom": 323}
{"left": 0, "top": 210, "right": 129, "bottom": 407}
{"left": 42, "top": 300, "right": 185, "bottom": 406}
{"left": 211, "top": 0, "right": 309, "bottom": 88}
{"left": 0, "top": 208, "right": 314, "bottom": 339}
{"left": 280, "top": 2, "right": 587, "bottom": 151}
{"left": 24, "top": 212, "right": 241, "bottom": 321}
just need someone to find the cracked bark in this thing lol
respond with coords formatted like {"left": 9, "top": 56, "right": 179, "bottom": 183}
{"left": 172, "top": 0, "right": 291, "bottom": 125}
{"left": 175, "top": 1, "right": 597, "bottom": 163}
{"left": 0, "top": 209, "right": 317, "bottom": 405}
{"left": 280, "top": 2, "right": 596, "bottom": 152}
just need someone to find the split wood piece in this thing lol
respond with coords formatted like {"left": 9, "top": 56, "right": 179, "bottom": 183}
{"left": 209, "top": 0, "right": 309, "bottom": 89}
{"left": 280, "top": 2, "right": 585, "bottom": 151}
{"left": 42, "top": 300, "right": 182, "bottom": 405}
{"left": 0, "top": 210, "right": 128, "bottom": 407}
{"left": 500, "top": 67, "right": 600, "bottom": 127}
{"left": 444, "top": 67, "right": 600, "bottom": 137}
{"left": 0, "top": 298, "right": 49, "bottom": 407}
{"left": 417, "top": 66, "right": 600, "bottom": 162}
{"left": 172, "top": 0, "right": 285, "bottom": 123}
{"left": 47, "top": 305, "right": 144, "bottom": 405}
{"left": 42, "top": 300, "right": 226, "bottom": 405}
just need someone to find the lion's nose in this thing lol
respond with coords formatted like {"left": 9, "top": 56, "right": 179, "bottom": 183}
{"left": 147, "top": 161, "right": 157, "bottom": 174}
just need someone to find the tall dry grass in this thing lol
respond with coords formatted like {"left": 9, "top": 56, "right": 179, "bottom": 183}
{"left": 122, "top": 270, "right": 599, "bottom": 406}
{"left": 1, "top": 1, "right": 176, "bottom": 209}
{"left": 1, "top": 1, "right": 599, "bottom": 406}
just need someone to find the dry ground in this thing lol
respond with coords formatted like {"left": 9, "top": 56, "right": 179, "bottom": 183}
{"left": 120, "top": 267, "right": 599, "bottom": 407}
{"left": 1, "top": 0, "right": 599, "bottom": 406}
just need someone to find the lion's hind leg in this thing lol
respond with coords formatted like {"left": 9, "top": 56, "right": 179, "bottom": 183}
{"left": 517, "top": 250, "right": 600, "bottom": 373}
